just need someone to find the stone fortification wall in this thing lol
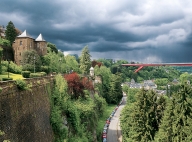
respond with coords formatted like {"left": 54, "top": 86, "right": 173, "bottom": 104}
{"left": 0, "top": 76, "right": 54, "bottom": 142}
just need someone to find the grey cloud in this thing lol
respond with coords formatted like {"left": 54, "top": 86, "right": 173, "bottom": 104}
{"left": 1, "top": 0, "right": 192, "bottom": 63}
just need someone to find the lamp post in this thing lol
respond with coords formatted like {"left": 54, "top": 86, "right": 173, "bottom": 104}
{"left": 59, "top": 58, "right": 61, "bottom": 73}
{"left": 167, "top": 84, "right": 171, "bottom": 97}
{"left": 33, "top": 56, "right": 36, "bottom": 73}
{"left": 8, "top": 60, "right": 10, "bottom": 78}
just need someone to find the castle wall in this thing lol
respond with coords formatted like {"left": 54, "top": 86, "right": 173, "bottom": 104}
{"left": 12, "top": 36, "right": 47, "bottom": 65}
{"left": 35, "top": 41, "right": 47, "bottom": 56}
{"left": 0, "top": 76, "right": 54, "bottom": 142}
{"left": 13, "top": 37, "right": 35, "bottom": 65}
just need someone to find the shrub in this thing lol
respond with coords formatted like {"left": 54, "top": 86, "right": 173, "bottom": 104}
{"left": 21, "top": 71, "right": 31, "bottom": 78}
{"left": 1, "top": 61, "right": 22, "bottom": 74}
{"left": 41, "top": 66, "right": 50, "bottom": 74}
{"left": 15, "top": 79, "right": 27, "bottom": 90}
{"left": 40, "top": 72, "right": 47, "bottom": 76}
{"left": 30, "top": 73, "right": 42, "bottom": 78}
{"left": 2, "top": 77, "right": 13, "bottom": 81}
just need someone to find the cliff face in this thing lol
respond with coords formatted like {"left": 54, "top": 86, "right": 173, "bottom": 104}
{"left": 0, "top": 76, "right": 54, "bottom": 142}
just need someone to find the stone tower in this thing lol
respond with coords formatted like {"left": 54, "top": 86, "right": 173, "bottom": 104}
{"left": 12, "top": 30, "right": 47, "bottom": 65}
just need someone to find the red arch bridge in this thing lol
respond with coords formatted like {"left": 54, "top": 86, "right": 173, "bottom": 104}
{"left": 121, "top": 63, "right": 192, "bottom": 73}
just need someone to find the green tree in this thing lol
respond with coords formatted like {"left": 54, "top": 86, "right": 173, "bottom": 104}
{"left": 21, "top": 50, "right": 42, "bottom": 72}
{"left": 108, "top": 74, "right": 123, "bottom": 104}
{"left": 5, "top": 21, "right": 17, "bottom": 45}
{"left": 65, "top": 55, "right": 79, "bottom": 73}
{"left": 43, "top": 47, "right": 65, "bottom": 73}
{"left": 154, "top": 98, "right": 176, "bottom": 142}
{"left": 94, "top": 65, "right": 112, "bottom": 103}
{"left": 47, "top": 42, "right": 58, "bottom": 53}
{"left": 121, "top": 89, "right": 163, "bottom": 141}
{"left": 155, "top": 83, "right": 192, "bottom": 141}
{"left": 0, "top": 37, "right": 11, "bottom": 47}
{"left": 179, "top": 72, "right": 191, "bottom": 83}
{"left": 79, "top": 46, "right": 91, "bottom": 75}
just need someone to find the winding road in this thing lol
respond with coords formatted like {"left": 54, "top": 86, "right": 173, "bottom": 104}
{"left": 107, "top": 93, "right": 127, "bottom": 142}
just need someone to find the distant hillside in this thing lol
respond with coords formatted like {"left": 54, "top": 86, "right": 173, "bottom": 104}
{"left": 173, "top": 66, "right": 192, "bottom": 73}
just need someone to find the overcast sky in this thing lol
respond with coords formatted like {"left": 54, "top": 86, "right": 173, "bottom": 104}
{"left": 1, "top": 0, "right": 192, "bottom": 63}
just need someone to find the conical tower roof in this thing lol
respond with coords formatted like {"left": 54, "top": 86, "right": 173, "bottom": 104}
{"left": 17, "top": 30, "right": 32, "bottom": 38}
{"left": 35, "top": 33, "right": 46, "bottom": 41}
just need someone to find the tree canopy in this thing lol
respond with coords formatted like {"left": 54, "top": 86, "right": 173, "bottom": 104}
{"left": 5, "top": 21, "right": 17, "bottom": 45}
{"left": 79, "top": 46, "right": 91, "bottom": 75}
{"left": 47, "top": 42, "right": 58, "bottom": 53}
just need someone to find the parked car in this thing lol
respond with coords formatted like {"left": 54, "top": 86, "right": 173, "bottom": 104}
{"left": 107, "top": 117, "right": 111, "bottom": 122}
{"left": 103, "top": 137, "right": 107, "bottom": 142}
{"left": 103, "top": 125, "right": 108, "bottom": 133}
{"left": 103, "top": 129, "right": 107, "bottom": 134}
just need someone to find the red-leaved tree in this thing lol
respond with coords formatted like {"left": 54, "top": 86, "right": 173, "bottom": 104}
{"left": 92, "top": 60, "right": 102, "bottom": 68}
{"left": 64, "top": 72, "right": 84, "bottom": 99}
{"left": 81, "top": 77, "right": 94, "bottom": 90}
{"left": 64, "top": 72, "right": 94, "bottom": 99}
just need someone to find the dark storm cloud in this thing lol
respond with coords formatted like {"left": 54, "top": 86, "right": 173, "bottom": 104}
{"left": 1, "top": 0, "right": 192, "bottom": 62}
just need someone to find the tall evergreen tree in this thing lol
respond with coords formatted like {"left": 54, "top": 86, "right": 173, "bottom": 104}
{"left": 5, "top": 21, "right": 17, "bottom": 45}
{"left": 155, "top": 83, "right": 192, "bottom": 142}
{"left": 123, "top": 89, "right": 159, "bottom": 141}
{"left": 79, "top": 46, "right": 91, "bottom": 75}
{"left": 154, "top": 98, "right": 176, "bottom": 142}
{"left": 172, "top": 83, "right": 192, "bottom": 141}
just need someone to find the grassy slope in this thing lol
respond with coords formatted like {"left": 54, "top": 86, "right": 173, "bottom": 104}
{"left": 0, "top": 72, "right": 24, "bottom": 80}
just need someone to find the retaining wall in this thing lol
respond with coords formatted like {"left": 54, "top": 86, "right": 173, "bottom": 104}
{"left": 0, "top": 76, "right": 55, "bottom": 142}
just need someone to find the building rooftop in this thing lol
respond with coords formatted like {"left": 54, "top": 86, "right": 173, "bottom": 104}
{"left": 35, "top": 33, "right": 46, "bottom": 41}
{"left": 17, "top": 30, "right": 32, "bottom": 38}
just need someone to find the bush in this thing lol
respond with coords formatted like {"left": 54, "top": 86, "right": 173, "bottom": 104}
{"left": 15, "top": 79, "right": 27, "bottom": 90}
{"left": 21, "top": 71, "right": 31, "bottom": 78}
{"left": 2, "top": 77, "right": 13, "bottom": 81}
{"left": 40, "top": 72, "right": 47, "bottom": 76}
{"left": 30, "top": 73, "right": 42, "bottom": 78}
{"left": 41, "top": 66, "right": 50, "bottom": 74}
{"left": 1, "top": 61, "right": 22, "bottom": 74}
{"left": 22, "top": 64, "right": 34, "bottom": 72}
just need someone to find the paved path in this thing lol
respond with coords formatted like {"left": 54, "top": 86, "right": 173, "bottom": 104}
{"left": 107, "top": 94, "right": 127, "bottom": 142}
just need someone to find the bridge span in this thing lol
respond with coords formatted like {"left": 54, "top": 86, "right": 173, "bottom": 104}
{"left": 121, "top": 63, "right": 192, "bottom": 73}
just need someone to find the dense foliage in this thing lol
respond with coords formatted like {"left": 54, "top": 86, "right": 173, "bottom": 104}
{"left": 64, "top": 72, "right": 94, "bottom": 99}
{"left": 79, "top": 46, "right": 91, "bottom": 75}
{"left": 121, "top": 81, "right": 192, "bottom": 142}
{"left": 94, "top": 65, "right": 123, "bottom": 104}
{"left": 5, "top": 21, "right": 17, "bottom": 45}
{"left": 47, "top": 42, "right": 58, "bottom": 53}
{"left": 50, "top": 74, "right": 107, "bottom": 142}
{"left": 0, "top": 37, "right": 11, "bottom": 47}
{"left": 21, "top": 50, "right": 42, "bottom": 72}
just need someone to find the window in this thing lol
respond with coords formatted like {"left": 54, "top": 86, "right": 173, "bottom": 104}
{"left": 30, "top": 42, "right": 32, "bottom": 47}
{"left": 20, "top": 41, "right": 22, "bottom": 45}
{"left": 37, "top": 43, "right": 39, "bottom": 48}
{"left": 20, "top": 52, "right": 21, "bottom": 56}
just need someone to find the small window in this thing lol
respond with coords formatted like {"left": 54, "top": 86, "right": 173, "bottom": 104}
{"left": 20, "top": 41, "right": 22, "bottom": 45}
{"left": 30, "top": 42, "right": 32, "bottom": 47}
{"left": 37, "top": 43, "right": 39, "bottom": 48}
{"left": 20, "top": 52, "right": 21, "bottom": 56}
